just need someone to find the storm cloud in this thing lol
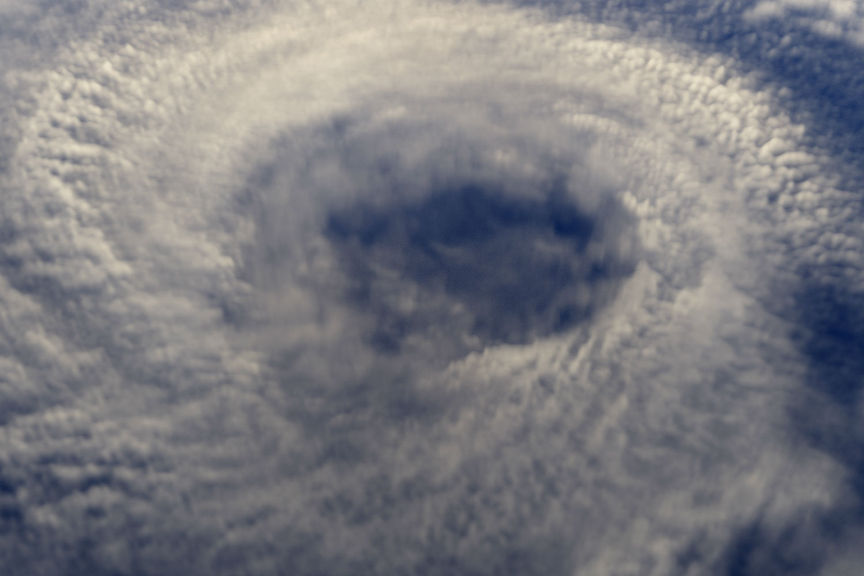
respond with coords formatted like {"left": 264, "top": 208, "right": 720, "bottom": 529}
{"left": 0, "top": 1, "right": 863, "bottom": 575}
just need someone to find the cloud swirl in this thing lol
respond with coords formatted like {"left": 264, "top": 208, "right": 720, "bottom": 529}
{"left": 1, "top": 1, "right": 863, "bottom": 574}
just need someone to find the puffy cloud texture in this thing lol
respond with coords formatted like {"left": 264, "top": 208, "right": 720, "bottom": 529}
{"left": 748, "top": 0, "right": 864, "bottom": 45}
{"left": 1, "top": 1, "right": 863, "bottom": 575}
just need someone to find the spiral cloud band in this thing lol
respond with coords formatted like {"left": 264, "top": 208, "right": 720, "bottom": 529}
{"left": 1, "top": 1, "right": 863, "bottom": 575}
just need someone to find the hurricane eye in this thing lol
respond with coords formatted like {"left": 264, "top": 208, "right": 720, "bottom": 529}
{"left": 325, "top": 181, "right": 635, "bottom": 351}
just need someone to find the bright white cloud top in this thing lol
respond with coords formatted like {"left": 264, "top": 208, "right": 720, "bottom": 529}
{"left": 1, "top": 1, "right": 863, "bottom": 575}
{"left": 748, "top": 0, "right": 864, "bottom": 45}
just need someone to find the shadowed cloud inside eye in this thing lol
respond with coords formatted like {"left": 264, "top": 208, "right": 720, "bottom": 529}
{"left": 325, "top": 182, "right": 636, "bottom": 354}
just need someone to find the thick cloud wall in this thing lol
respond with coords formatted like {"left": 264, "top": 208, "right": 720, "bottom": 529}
{"left": 1, "top": 1, "right": 863, "bottom": 575}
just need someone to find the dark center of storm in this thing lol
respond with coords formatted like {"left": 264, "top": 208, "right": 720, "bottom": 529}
{"left": 325, "top": 181, "right": 636, "bottom": 355}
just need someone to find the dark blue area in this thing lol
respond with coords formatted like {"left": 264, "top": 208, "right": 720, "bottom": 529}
{"left": 714, "top": 507, "right": 857, "bottom": 575}
{"left": 794, "top": 281, "right": 864, "bottom": 407}
{"left": 327, "top": 184, "right": 595, "bottom": 248}
{"left": 784, "top": 275, "right": 864, "bottom": 531}
{"left": 326, "top": 184, "right": 632, "bottom": 350}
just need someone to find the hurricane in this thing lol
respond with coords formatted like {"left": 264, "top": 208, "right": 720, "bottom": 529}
{"left": 1, "top": 1, "right": 863, "bottom": 575}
